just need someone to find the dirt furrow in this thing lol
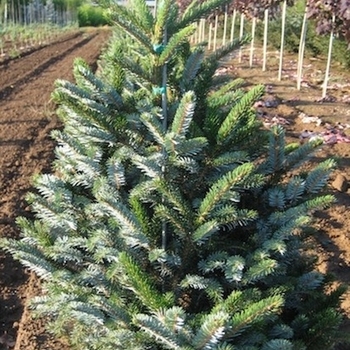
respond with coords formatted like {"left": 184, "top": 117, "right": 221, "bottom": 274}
{"left": 0, "top": 31, "right": 81, "bottom": 89}
{"left": 0, "top": 27, "right": 110, "bottom": 350}
{"left": 0, "top": 31, "right": 96, "bottom": 100}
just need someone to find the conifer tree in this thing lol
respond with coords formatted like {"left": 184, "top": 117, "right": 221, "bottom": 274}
{"left": 0, "top": 0, "right": 347, "bottom": 349}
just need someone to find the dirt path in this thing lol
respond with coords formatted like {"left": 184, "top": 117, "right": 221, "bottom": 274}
{"left": 0, "top": 27, "right": 110, "bottom": 350}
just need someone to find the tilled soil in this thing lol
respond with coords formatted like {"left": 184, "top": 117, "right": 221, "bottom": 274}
{"left": 0, "top": 27, "right": 110, "bottom": 350}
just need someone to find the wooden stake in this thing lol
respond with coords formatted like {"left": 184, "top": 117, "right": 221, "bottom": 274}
{"left": 297, "top": 5, "right": 308, "bottom": 90}
{"left": 213, "top": 14, "right": 218, "bottom": 51}
{"left": 238, "top": 12, "right": 244, "bottom": 62}
{"left": 230, "top": 8, "right": 236, "bottom": 42}
{"left": 194, "top": 21, "right": 198, "bottom": 44}
{"left": 201, "top": 18, "right": 206, "bottom": 42}
{"left": 249, "top": 16, "right": 256, "bottom": 67}
{"left": 208, "top": 22, "right": 212, "bottom": 50}
{"left": 262, "top": 8, "right": 268, "bottom": 71}
{"left": 222, "top": 5, "right": 228, "bottom": 46}
{"left": 322, "top": 14, "right": 336, "bottom": 98}
{"left": 198, "top": 19, "right": 202, "bottom": 42}
{"left": 278, "top": 0, "right": 287, "bottom": 80}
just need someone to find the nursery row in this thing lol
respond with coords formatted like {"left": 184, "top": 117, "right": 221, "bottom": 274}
{"left": 189, "top": 0, "right": 350, "bottom": 98}
{"left": 0, "top": 23, "right": 79, "bottom": 61}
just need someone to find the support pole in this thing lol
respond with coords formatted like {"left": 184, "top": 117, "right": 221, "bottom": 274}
{"left": 278, "top": 0, "right": 287, "bottom": 80}
{"left": 230, "top": 8, "right": 236, "bottom": 41}
{"left": 222, "top": 5, "right": 228, "bottom": 46}
{"left": 238, "top": 12, "right": 244, "bottom": 63}
{"left": 249, "top": 16, "right": 256, "bottom": 67}
{"left": 213, "top": 13, "right": 218, "bottom": 51}
{"left": 322, "top": 14, "right": 335, "bottom": 98}
{"left": 262, "top": 8, "right": 268, "bottom": 71}
{"left": 297, "top": 4, "right": 308, "bottom": 90}
{"left": 208, "top": 22, "right": 212, "bottom": 50}
{"left": 161, "top": 27, "right": 168, "bottom": 252}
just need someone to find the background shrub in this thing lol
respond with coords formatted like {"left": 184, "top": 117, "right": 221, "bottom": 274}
{"left": 77, "top": 4, "right": 108, "bottom": 27}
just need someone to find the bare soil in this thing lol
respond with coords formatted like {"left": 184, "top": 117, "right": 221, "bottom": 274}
{"left": 1, "top": 34, "right": 350, "bottom": 349}
{"left": 0, "top": 30, "right": 82, "bottom": 65}
{"left": 0, "top": 27, "right": 110, "bottom": 350}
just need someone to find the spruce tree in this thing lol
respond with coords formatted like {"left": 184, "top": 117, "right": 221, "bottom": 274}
{"left": 0, "top": 0, "right": 347, "bottom": 349}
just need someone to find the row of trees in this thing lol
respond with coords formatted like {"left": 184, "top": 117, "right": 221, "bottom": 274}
{"left": 0, "top": 0, "right": 81, "bottom": 25}
{"left": 186, "top": 0, "right": 350, "bottom": 97}
{"left": 183, "top": 0, "right": 350, "bottom": 47}
{"left": 305, "top": 0, "right": 350, "bottom": 96}
{"left": 1, "top": 0, "right": 348, "bottom": 349}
